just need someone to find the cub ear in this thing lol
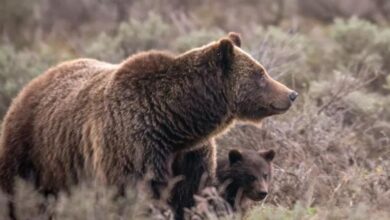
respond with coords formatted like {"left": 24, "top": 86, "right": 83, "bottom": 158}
{"left": 228, "top": 32, "right": 241, "bottom": 47}
{"left": 229, "top": 149, "right": 243, "bottom": 165}
{"left": 218, "top": 38, "right": 235, "bottom": 71}
{"left": 259, "top": 149, "right": 275, "bottom": 162}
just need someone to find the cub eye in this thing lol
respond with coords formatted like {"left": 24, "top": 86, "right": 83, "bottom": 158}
{"left": 263, "top": 174, "right": 268, "bottom": 179}
{"left": 248, "top": 175, "right": 257, "bottom": 181}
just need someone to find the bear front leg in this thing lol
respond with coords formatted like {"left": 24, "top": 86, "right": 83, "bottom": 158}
{"left": 170, "top": 140, "right": 216, "bottom": 220}
{"left": 147, "top": 143, "right": 175, "bottom": 200}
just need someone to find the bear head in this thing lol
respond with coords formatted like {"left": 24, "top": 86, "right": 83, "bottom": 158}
{"left": 180, "top": 32, "right": 298, "bottom": 122}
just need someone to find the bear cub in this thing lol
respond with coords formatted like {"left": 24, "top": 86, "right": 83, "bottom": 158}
{"left": 216, "top": 149, "right": 275, "bottom": 211}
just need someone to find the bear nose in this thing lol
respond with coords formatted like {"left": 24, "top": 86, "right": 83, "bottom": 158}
{"left": 258, "top": 191, "right": 268, "bottom": 199}
{"left": 289, "top": 91, "right": 298, "bottom": 102}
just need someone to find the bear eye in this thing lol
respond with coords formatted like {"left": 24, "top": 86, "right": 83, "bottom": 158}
{"left": 263, "top": 174, "right": 268, "bottom": 179}
{"left": 256, "top": 72, "right": 267, "bottom": 86}
{"left": 248, "top": 175, "right": 257, "bottom": 182}
{"left": 258, "top": 72, "right": 265, "bottom": 80}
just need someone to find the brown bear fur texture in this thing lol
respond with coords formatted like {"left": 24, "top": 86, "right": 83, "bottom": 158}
{"left": 0, "top": 32, "right": 296, "bottom": 219}
{"left": 170, "top": 140, "right": 216, "bottom": 219}
{"left": 217, "top": 149, "right": 275, "bottom": 212}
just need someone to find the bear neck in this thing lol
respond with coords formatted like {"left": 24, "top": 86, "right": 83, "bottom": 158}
{"left": 161, "top": 67, "right": 233, "bottom": 149}
{"left": 111, "top": 56, "right": 234, "bottom": 150}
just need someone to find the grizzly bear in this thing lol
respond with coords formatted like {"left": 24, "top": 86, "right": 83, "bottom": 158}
{"left": 217, "top": 149, "right": 275, "bottom": 212}
{"left": 0, "top": 32, "right": 297, "bottom": 219}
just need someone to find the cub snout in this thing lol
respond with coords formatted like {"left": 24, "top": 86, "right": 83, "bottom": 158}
{"left": 257, "top": 191, "right": 268, "bottom": 200}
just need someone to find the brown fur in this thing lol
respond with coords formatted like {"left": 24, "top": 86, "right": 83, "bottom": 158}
{"left": 0, "top": 33, "right": 296, "bottom": 219}
{"left": 170, "top": 140, "right": 216, "bottom": 220}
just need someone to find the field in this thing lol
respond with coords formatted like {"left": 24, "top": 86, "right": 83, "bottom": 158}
{"left": 0, "top": 0, "right": 389, "bottom": 219}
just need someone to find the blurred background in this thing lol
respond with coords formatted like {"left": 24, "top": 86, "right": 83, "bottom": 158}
{"left": 0, "top": 0, "right": 389, "bottom": 219}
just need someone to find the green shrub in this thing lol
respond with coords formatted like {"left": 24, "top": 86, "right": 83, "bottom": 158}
{"left": 329, "top": 18, "right": 382, "bottom": 72}
{"left": 173, "top": 29, "right": 225, "bottom": 52}
{"left": 328, "top": 18, "right": 389, "bottom": 92}
{"left": 82, "top": 33, "right": 125, "bottom": 62}
{"left": 375, "top": 29, "right": 390, "bottom": 71}
{"left": 116, "top": 12, "right": 173, "bottom": 54}
{"left": 0, "top": 45, "right": 42, "bottom": 117}
{"left": 0, "top": 0, "right": 39, "bottom": 46}
{"left": 331, "top": 17, "right": 378, "bottom": 55}
{"left": 0, "top": 44, "right": 70, "bottom": 118}
{"left": 248, "top": 27, "right": 311, "bottom": 89}
{"left": 81, "top": 13, "right": 173, "bottom": 62}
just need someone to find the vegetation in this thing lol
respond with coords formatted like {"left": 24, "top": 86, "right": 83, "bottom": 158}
{"left": 0, "top": 0, "right": 389, "bottom": 219}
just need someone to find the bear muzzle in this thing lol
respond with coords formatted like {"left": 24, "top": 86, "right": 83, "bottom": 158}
{"left": 270, "top": 90, "right": 298, "bottom": 113}
{"left": 289, "top": 91, "right": 299, "bottom": 102}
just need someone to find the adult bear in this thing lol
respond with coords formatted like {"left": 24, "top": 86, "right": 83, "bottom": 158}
{"left": 0, "top": 33, "right": 297, "bottom": 219}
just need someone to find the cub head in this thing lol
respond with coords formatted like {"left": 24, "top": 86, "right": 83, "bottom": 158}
{"left": 222, "top": 149, "right": 275, "bottom": 201}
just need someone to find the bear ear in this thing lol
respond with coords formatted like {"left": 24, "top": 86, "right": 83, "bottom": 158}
{"left": 259, "top": 149, "right": 275, "bottom": 162}
{"left": 228, "top": 32, "right": 241, "bottom": 47}
{"left": 218, "top": 38, "right": 235, "bottom": 72}
{"left": 229, "top": 149, "right": 243, "bottom": 165}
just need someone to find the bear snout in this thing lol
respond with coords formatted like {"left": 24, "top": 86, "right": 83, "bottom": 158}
{"left": 289, "top": 91, "right": 299, "bottom": 102}
{"left": 269, "top": 90, "right": 298, "bottom": 112}
{"left": 270, "top": 102, "right": 291, "bottom": 112}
